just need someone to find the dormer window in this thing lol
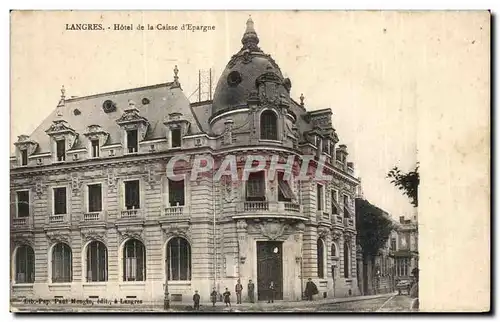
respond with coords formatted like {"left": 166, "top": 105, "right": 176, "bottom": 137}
{"left": 20, "top": 149, "right": 28, "bottom": 166}
{"left": 56, "top": 140, "right": 66, "bottom": 161}
{"left": 127, "top": 130, "right": 138, "bottom": 154}
{"left": 91, "top": 139, "right": 100, "bottom": 158}
{"left": 171, "top": 128, "right": 181, "bottom": 148}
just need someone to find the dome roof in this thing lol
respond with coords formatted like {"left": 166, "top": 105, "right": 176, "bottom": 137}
{"left": 211, "top": 17, "right": 289, "bottom": 117}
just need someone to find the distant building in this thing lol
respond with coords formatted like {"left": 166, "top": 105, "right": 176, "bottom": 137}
{"left": 10, "top": 18, "right": 361, "bottom": 303}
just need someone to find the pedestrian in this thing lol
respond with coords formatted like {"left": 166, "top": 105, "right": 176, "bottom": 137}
{"left": 193, "top": 290, "right": 200, "bottom": 310}
{"left": 267, "top": 281, "right": 276, "bottom": 303}
{"left": 235, "top": 279, "right": 243, "bottom": 304}
{"left": 223, "top": 287, "right": 231, "bottom": 307}
{"left": 210, "top": 288, "right": 218, "bottom": 307}
{"left": 247, "top": 279, "right": 255, "bottom": 303}
{"left": 305, "top": 278, "right": 318, "bottom": 301}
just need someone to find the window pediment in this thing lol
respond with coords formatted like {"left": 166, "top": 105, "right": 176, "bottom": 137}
{"left": 14, "top": 135, "right": 38, "bottom": 156}
{"left": 117, "top": 101, "right": 150, "bottom": 141}
{"left": 83, "top": 124, "right": 109, "bottom": 146}
{"left": 45, "top": 119, "right": 78, "bottom": 151}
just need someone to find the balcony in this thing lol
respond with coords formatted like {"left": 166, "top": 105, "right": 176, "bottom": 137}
{"left": 121, "top": 209, "right": 141, "bottom": 218}
{"left": 234, "top": 201, "right": 305, "bottom": 221}
{"left": 317, "top": 211, "right": 331, "bottom": 225}
{"left": 343, "top": 217, "right": 354, "bottom": 228}
{"left": 164, "top": 205, "right": 186, "bottom": 217}
{"left": 11, "top": 217, "right": 31, "bottom": 230}
{"left": 83, "top": 212, "right": 102, "bottom": 222}
{"left": 49, "top": 214, "right": 67, "bottom": 224}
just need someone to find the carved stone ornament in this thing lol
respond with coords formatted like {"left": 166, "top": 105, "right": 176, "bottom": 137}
{"left": 107, "top": 168, "right": 118, "bottom": 191}
{"left": 46, "top": 230, "right": 71, "bottom": 245}
{"left": 70, "top": 173, "right": 82, "bottom": 196}
{"left": 12, "top": 232, "right": 34, "bottom": 247}
{"left": 162, "top": 223, "right": 191, "bottom": 241}
{"left": 35, "top": 178, "right": 46, "bottom": 199}
{"left": 318, "top": 227, "right": 329, "bottom": 239}
{"left": 81, "top": 228, "right": 107, "bottom": 244}
{"left": 116, "top": 226, "right": 144, "bottom": 243}
{"left": 143, "top": 165, "right": 158, "bottom": 188}
{"left": 259, "top": 220, "right": 289, "bottom": 241}
{"left": 332, "top": 230, "right": 343, "bottom": 241}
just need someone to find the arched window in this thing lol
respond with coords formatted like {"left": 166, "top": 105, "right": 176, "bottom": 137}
{"left": 15, "top": 245, "right": 34, "bottom": 284}
{"left": 166, "top": 237, "right": 191, "bottom": 281}
{"left": 260, "top": 110, "right": 278, "bottom": 140}
{"left": 331, "top": 243, "right": 337, "bottom": 257}
{"left": 123, "top": 239, "right": 146, "bottom": 281}
{"left": 52, "top": 243, "right": 72, "bottom": 283}
{"left": 344, "top": 241, "right": 350, "bottom": 278}
{"left": 317, "top": 239, "right": 324, "bottom": 278}
{"left": 86, "top": 241, "right": 107, "bottom": 282}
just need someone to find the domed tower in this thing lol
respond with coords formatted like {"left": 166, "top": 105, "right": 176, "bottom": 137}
{"left": 209, "top": 17, "right": 297, "bottom": 149}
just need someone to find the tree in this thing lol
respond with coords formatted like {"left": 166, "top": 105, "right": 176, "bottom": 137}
{"left": 355, "top": 198, "right": 394, "bottom": 294}
{"left": 387, "top": 164, "right": 419, "bottom": 207}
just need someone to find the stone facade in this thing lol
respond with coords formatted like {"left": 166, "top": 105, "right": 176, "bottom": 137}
{"left": 10, "top": 18, "right": 360, "bottom": 304}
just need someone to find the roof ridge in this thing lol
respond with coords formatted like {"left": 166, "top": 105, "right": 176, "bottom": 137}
{"left": 65, "top": 82, "right": 173, "bottom": 103}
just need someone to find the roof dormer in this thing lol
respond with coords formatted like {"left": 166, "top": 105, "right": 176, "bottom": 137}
{"left": 83, "top": 124, "right": 109, "bottom": 159}
{"left": 116, "top": 100, "right": 149, "bottom": 154}
{"left": 45, "top": 118, "right": 78, "bottom": 162}
{"left": 14, "top": 135, "right": 38, "bottom": 166}
{"left": 163, "top": 112, "right": 190, "bottom": 149}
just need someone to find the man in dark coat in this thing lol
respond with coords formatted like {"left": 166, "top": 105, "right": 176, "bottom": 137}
{"left": 192, "top": 290, "right": 200, "bottom": 310}
{"left": 305, "top": 278, "right": 318, "bottom": 301}
{"left": 248, "top": 279, "right": 255, "bottom": 303}
{"left": 235, "top": 279, "right": 243, "bottom": 304}
{"left": 223, "top": 288, "right": 231, "bottom": 307}
{"left": 210, "top": 288, "right": 218, "bottom": 307}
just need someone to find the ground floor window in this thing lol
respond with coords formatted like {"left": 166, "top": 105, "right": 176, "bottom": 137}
{"left": 396, "top": 258, "right": 409, "bottom": 277}
{"left": 52, "top": 243, "right": 72, "bottom": 283}
{"left": 317, "top": 239, "right": 325, "bottom": 278}
{"left": 15, "top": 245, "right": 35, "bottom": 283}
{"left": 86, "top": 241, "right": 108, "bottom": 282}
{"left": 166, "top": 237, "right": 191, "bottom": 281}
{"left": 123, "top": 239, "right": 146, "bottom": 281}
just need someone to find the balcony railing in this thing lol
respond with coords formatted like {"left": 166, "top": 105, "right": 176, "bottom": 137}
{"left": 83, "top": 212, "right": 102, "bottom": 222}
{"left": 283, "top": 202, "right": 300, "bottom": 213}
{"left": 243, "top": 201, "right": 269, "bottom": 212}
{"left": 121, "top": 209, "right": 140, "bottom": 218}
{"left": 12, "top": 217, "right": 28, "bottom": 226}
{"left": 49, "top": 214, "right": 65, "bottom": 224}
{"left": 165, "top": 205, "right": 185, "bottom": 216}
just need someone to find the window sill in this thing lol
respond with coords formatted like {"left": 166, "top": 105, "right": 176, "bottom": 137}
{"left": 82, "top": 282, "right": 108, "bottom": 286}
{"left": 165, "top": 281, "right": 191, "bottom": 286}
{"left": 119, "top": 281, "right": 146, "bottom": 286}
{"left": 12, "top": 283, "right": 34, "bottom": 288}
{"left": 49, "top": 282, "right": 72, "bottom": 286}
{"left": 259, "top": 139, "right": 281, "bottom": 144}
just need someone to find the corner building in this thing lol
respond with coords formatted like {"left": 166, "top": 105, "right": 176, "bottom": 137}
{"left": 10, "top": 18, "right": 360, "bottom": 303}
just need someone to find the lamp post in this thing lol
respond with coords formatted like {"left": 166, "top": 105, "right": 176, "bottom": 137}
{"left": 164, "top": 258, "right": 170, "bottom": 310}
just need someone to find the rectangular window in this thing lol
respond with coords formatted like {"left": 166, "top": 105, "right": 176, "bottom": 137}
{"left": 91, "top": 139, "right": 100, "bottom": 158}
{"left": 56, "top": 140, "right": 66, "bottom": 161}
{"left": 171, "top": 129, "right": 181, "bottom": 148}
{"left": 127, "top": 130, "right": 138, "bottom": 153}
{"left": 317, "top": 184, "right": 324, "bottom": 211}
{"left": 277, "top": 172, "right": 294, "bottom": 202}
{"left": 17, "top": 191, "right": 30, "bottom": 217}
{"left": 168, "top": 179, "right": 185, "bottom": 206}
{"left": 343, "top": 194, "right": 350, "bottom": 218}
{"left": 322, "top": 139, "right": 330, "bottom": 155}
{"left": 124, "top": 180, "right": 140, "bottom": 209}
{"left": 331, "top": 190, "right": 338, "bottom": 215}
{"left": 21, "top": 149, "right": 28, "bottom": 166}
{"left": 246, "top": 171, "right": 266, "bottom": 201}
{"left": 88, "top": 184, "right": 102, "bottom": 212}
{"left": 53, "top": 187, "right": 67, "bottom": 215}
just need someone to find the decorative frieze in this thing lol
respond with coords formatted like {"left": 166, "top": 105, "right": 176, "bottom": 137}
{"left": 11, "top": 232, "right": 35, "bottom": 247}
{"left": 161, "top": 222, "right": 191, "bottom": 242}
{"left": 81, "top": 228, "right": 107, "bottom": 244}
{"left": 45, "top": 229, "right": 72, "bottom": 245}
{"left": 116, "top": 225, "right": 144, "bottom": 243}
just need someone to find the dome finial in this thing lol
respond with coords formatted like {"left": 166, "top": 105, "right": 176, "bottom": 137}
{"left": 300, "top": 93, "right": 305, "bottom": 106}
{"left": 57, "top": 85, "right": 66, "bottom": 107}
{"left": 241, "top": 16, "right": 260, "bottom": 51}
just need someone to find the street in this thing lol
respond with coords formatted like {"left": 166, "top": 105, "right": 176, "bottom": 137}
{"left": 12, "top": 294, "right": 415, "bottom": 313}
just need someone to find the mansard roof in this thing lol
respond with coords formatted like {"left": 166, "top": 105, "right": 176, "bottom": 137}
{"left": 25, "top": 83, "right": 202, "bottom": 154}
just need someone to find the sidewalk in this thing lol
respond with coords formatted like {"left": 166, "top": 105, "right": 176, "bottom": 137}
{"left": 11, "top": 292, "right": 397, "bottom": 312}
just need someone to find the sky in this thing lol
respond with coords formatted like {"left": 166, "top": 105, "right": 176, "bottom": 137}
{"left": 9, "top": 10, "right": 460, "bottom": 219}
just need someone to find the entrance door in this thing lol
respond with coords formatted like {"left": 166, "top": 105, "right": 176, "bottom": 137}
{"left": 257, "top": 241, "right": 283, "bottom": 301}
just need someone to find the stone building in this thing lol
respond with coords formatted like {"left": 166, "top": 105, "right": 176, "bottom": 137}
{"left": 10, "top": 18, "right": 360, "bottom": 304}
